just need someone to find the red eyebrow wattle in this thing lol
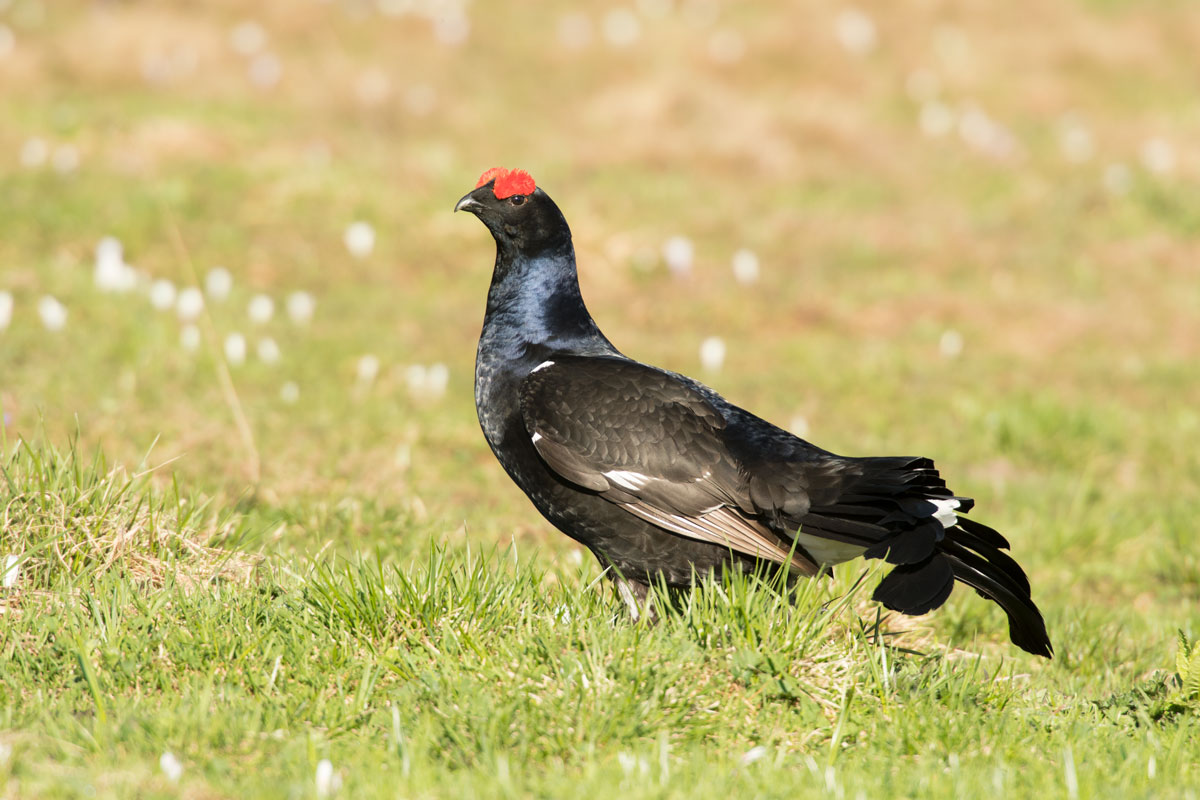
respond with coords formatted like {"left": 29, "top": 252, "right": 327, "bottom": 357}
{"left": 475, "top": 167, "right": 506, "bottom": 189}
{"left": 475, "top": 167, "right": 537, "bottom": 198}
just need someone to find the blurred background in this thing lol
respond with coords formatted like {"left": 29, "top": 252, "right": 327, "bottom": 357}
{"left": 0, "top": 0, "right": 1197, "bottom": 605}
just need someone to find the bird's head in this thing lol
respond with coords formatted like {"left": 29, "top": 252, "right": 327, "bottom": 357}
{"left": 455, "top": 168, "right": 571, "bottom": 257}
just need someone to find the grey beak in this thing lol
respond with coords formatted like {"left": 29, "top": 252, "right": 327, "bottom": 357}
{"left": 454, "top": 194, "right": 480, "bottom": 213}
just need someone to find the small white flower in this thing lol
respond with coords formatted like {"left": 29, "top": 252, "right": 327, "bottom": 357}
{"left": 257, "top": 337, "right": 281, "bottom": 364}
{"left": 939, "top": 329, "right": 964, "bottom": 359}
{"left": 105, "top": 265, "right": 138, "bottom": 293}
{"left": 1103, "top": 163, "right": 1132, "bottom": 196}
{"left": 1139, "top": 137, "right": 1175, "bottom": 176}
{"left": 957, "top": 105, "right": 1017, "bottom": 160}
{"left": 148, "top": 279, "right": 177, "bottom": 311}
{"left": 159, "top": 751, "right": 183, "bottom": 783}
{"left": 94, "top": 236, "right": 136, "bottom": 293}
{"left": 789, "top": 414, "right": 810, "bottom": 438}
{"left": 835, "top": 8, "right": 877, "bottom": 56}
{"left": 918, "top": 101, "right": 955, "bottom": 138}
{"left": 357, "top": 354, "right": 381, "bottom": 383}
{"left": 286, "top": 291, "right": 316, "bottom": 324}
{"left": 699, "top": 336, "right": 726, "bottom": 372}
{"left": 395, "top": 443, "right": 412, "bottom": 470}
{"left": 0, "top": 24, "right": 14, "bottom": 58}
{"left": 176, "top": 287, "right": 205, "bottom": 321}
{"left": 224, "top": 332, "right": 247, "bottom": 365}
{"left": 315, "top": 759, "right": 341, "bottom": 798}
{"left": 180, "top": 324, "right": 202, "bottom": 352}
{"left": 248, "top": 293, "right": 275, "bottom": 324}
{"left": 1057, "top": 117, "right": 1094, "bottom": 164}
{"left": 280, "top": 381, "right": 300, "bottom": 404}
{"left": 249, "top": 53, "right": 282, "bottom": 89}
{"left": 932, "top": 24, "right": 969, "bottom": 70}
{"left": 2, "top": 554, "right": 20, "bottom": 588}
{"left": 230, "top": 21, "right": 266, "bottom": 56}
{"left": 740, "top": 745, "right": 767, "bottom": 765}
{"left": 51, "top": 144, "right": 80, "bottom": 174}
{"left": 344, "top": 221, "right": 376, "bottom": 258}
{"left": 404, "top": 364, "right": 429, "bottom": 396}
{"left": 602, "top": 8, "right": 641, "bottom": 48}
{"left": 957, "top": 107, "right": 991, "bottom": 149}
{"left": 37, "top": 296, "right": 67, "bottom": 331}
{"left": 557, "top": 13, "right": 592, "bottom": 49}
{"left": 553, "top": 604, "right": 572, "bottom": 625}
{"left": 19, "top": 137, "right": 48, "bottom": 168}
{"left": 731, "top": 248, "right": 759, "bottom": 285}
{"left": 205, "top": 267, "right": 233, "bottom": 301}
{"left": 0, "top": 291, "right": 12, "bottom": 331}
{"left": 426, "top": 362, "right": 450, "bottom": 398}
{"left": 662, "top": 235, "right": 693, "bottom": 277}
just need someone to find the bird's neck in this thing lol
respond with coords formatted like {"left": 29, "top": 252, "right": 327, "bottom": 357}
{"left": 481, "top": 243, "right": 614, "bottom": 357}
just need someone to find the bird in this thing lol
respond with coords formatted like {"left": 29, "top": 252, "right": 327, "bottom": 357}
{"left": 456, "top": 167, "right": 1052, "bottom": 658}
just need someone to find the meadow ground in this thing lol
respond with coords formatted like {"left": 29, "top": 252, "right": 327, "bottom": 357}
{"left": 2, "top": 0, "right": 1199, "bottom": 797}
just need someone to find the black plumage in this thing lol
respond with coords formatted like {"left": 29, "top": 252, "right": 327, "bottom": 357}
{"left": 456, "top": 168, "right": 1052, "bottom": 657}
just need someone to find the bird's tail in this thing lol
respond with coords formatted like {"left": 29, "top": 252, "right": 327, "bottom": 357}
{"left": 872, "top": 516, "right": 1053, "bottom": 657}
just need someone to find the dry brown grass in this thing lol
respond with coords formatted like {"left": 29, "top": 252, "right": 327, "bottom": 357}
{"left": 0, "top": 443, "right": 262, "bottom": 618}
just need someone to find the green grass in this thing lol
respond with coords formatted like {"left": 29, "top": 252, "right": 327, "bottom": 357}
{"left": 4, "top": 0, "right": 1200, "bottom": 795}
{"left": 0, "top": 441, "right": 1197, "bottom": 798}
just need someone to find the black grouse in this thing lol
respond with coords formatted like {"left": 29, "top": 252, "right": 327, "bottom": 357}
{"left": 456, "top": 167, "right": 1052, "bottom": 658}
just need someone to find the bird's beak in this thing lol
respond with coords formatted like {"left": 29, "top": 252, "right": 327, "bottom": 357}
{"left": 454, "top": 192, "right": 482, "bottom": 213}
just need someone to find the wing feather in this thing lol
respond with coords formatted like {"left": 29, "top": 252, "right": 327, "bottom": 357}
{"left": 620, "top": 501, "right": 816, "bottom": 573}
{"left": 521, "top": 356, "right": 817, "bottom": 574}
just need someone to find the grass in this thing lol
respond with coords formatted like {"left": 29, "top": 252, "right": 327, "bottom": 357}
{"left": 3, "top": 0, "right": 1200, "bottom": 796}
{"left": 0, "top": 441, "right": 1197, "bottom": 798}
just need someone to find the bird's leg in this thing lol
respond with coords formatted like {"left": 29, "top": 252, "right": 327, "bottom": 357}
{"left": 615, "top": 576, "right": 657, "bottom": 624}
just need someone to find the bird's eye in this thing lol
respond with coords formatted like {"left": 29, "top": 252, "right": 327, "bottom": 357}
{"left": 509, "top": 195, "right": 526, "bottom": 206}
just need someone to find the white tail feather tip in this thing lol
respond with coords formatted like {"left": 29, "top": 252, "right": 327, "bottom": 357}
{"left": 931, "top": 498, "right": 961, "bottom": 528}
